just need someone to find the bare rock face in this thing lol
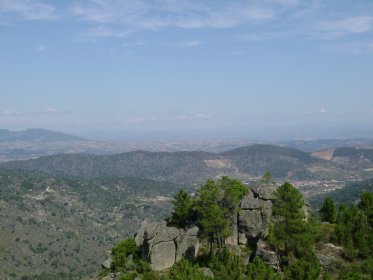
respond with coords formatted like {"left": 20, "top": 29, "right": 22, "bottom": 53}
{"left": 251, "top": 184, "right": 277, "bottom": 200}
{"left": 135, "top": 222, "right": 200, "bottom": 271}
{"left": 149, "top": 241, "right": 176, "bottom": 270}
{"left": 238, "top": 187, "right": 274, "bottom": 240}
{"left": 255, "top": 239, "right": 280, "bottom": 271}
{"left": 175, "top": 226, "right": 200, "bottom": 262}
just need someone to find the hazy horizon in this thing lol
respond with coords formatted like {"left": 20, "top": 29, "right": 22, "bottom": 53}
{"left": 1, "top": 0, "right": 373, "bottom": 141}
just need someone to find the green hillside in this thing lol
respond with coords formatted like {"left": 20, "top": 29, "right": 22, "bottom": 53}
{"left": 0, "top": 168, "right": 176, "bottom": 279}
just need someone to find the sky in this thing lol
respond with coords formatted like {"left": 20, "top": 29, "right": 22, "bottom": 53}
{"left": 0, "top": 0, "right": 373, "bottom": 141}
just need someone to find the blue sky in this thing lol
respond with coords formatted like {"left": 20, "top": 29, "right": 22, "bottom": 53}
{"left": 0, "top": 0, "right": 373, "bottom": 140}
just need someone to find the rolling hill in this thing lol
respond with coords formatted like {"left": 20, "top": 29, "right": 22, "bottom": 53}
{"left": 0, "top": 129, "right": 86, "bottom": 142}
{"left": 0, "top": 168, "right": 176, "bottom": 279}
{"left": 1, "top": 144, "right": 349, "bottom": 185}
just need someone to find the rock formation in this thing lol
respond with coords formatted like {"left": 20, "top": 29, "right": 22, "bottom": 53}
{"left": 134, "top": 220, "right": 199, "bottom": 271}
{"left": 130, "top": 183, "right": 310, "bottom": 271}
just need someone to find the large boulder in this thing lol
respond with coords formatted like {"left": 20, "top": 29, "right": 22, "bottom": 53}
{"left": 175, "top": 226, "right": 200, "bottom": 262}
{"left": 238, "top": 207, "right": 271, "bottom": 239}
{"left": 135, "top": 221, "right": 200, "bottom": 271}
{"left": 237, "top": 185, "right": 275, "bottom": 240}
{"left": 149, "top": 241, "right": 176, "bottom": 270}
{"left": 251, "top": 184, "right": 277, "bottom": 200}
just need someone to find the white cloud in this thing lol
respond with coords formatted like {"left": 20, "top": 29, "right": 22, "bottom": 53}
{"left": 319, "top": 108, "right": 327, "bottom": 114}
{"left": 71, "top": 0, "right": 276, "bottom": 32}
{"left": 0, "top": 0, "right": 59, "bottom": 21}
{"left": 317, "top": 16, "right": 373, "bottom": 37}
{"left": 174, "top": 113, "right": 211, "bottom": 121}
{"left": 171, "top": 39, "right": 202, "bottom": 47}
{"left": 81, "top": 25, "right": 134, "bottom": 40}
{"left": 44, "top": 107, "right": 56, "bottom": 113}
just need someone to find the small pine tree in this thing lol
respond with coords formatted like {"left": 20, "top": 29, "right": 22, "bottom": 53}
{"left": 167, "top": 188, "right": 194, "bottom": 229}
{"left": 320, "top": 197, "right": 336, "bottom": 223}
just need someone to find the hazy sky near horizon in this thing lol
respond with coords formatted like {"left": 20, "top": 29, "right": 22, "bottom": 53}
{"left": 1, "top": 0, "right": 373, "bottom": 140}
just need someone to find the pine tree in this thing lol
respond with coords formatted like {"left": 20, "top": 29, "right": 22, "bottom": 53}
{"left": 320, "top": 197, "right": 336, "bottom": 223}
{"left": 167, "top": 188, "right": 194, "bottom": 229}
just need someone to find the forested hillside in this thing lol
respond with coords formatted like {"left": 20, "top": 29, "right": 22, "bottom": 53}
{"left": 0, "top": 168, "right": 176, "bottom": 279}
{"left": 5, "top": 144, "right": 373, "bottom": 186}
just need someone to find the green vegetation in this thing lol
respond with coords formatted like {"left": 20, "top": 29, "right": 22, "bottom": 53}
{"left": 105, "top": 177, "right": 373, "bottom": 280}
{"left": 0, "top": 168, "right": 176, "bottom": 279}
{"left": 320, "top": 197, "right": 337, "bottom": 223}
{"left": 166, "top": 189, "right": 194, "bottom": 229}
{"left": 167, "top": 176, "right": 248, "bottom": 252}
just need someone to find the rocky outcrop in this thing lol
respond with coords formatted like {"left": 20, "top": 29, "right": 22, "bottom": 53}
{"left": 255, "top": 239, "right": 280, "bottom": 270}
{"left": 133, "top": 183, "right": 311, "bottom": 272}
{"left": 134, "top": 220, "right": 199, "bottom": 271}
{"left": 227, "top": 184, "right": 275, "bottom": 245}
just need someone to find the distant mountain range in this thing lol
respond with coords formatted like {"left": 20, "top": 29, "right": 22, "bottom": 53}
{"left": 3, "top": 143, "right": 373, "bottom": 186}
{"left": 1, "top": 128, "right": 373, "bottom": 163}
{"left": 0, "top": 128, "right": 86, "bottom": 142}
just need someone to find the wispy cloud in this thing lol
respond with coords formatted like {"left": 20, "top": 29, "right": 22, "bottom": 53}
{"left": 1, "top": 108, "right": 69, "bottom": 116}
{"left": 322, "top": 40, "right": 373, "bottom": 54}
{"left": 0, "top": 0, "right": 59, "bottom": 21}
{"left": 81, "top": 25, "right": 134, "bottom": 40}
{"left": 316, "top": 16, "right": 373, "bottom": 38}
{"left": 174, "top": 113, "right": 211, "bottom": 121}
{"left": 171, "top": 39, "right": 203, "bottom": 47}
{"left": 71, "top": 1, "right": 277, "bottom": 31}
{"left": 33, "top": 44, "right": 46, "bottom": 52}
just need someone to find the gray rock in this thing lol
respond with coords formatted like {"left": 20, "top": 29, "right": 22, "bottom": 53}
{"left": 150, "top": 240, "right": 176, "bottom": 270}
{"left": 241, "top": 196, "right": 264, "bottom": 210}
{"left": 175, "top": 233, "right": 199, "bottom": 262}
{"left": 238, "top": 233, "right": 247, "bottom": 246}
{"left": 316, "top": 243, "right": 343, "bottom": 271}
{"left": 201, "top": 267, "right": 214, "bottom": 278}
{"left": 239, "top": 209, "right": 265, "bottom": 238}
{"left": 251, "top": 185, "right": 277, "bottom": 200}
{"left": 255, "top": 239, "right": 280, "bottom": 270}
{"left": 226, "top": 214, "right": 238, "bottom": 246}
{"left": 140, "top": 221, "right": 179, "bottom": 261}
{"left": 184, "top": 226, "right": 199, "bottom": 236}
{"left": 134, "top": 220, "right": 148, "bottom": 246}
{"left": 101, "top": 256, "right": 112, "bottom": 269}
{"left": 152, "top": 224, "right": 179, "bottom": 245}
{"left": 144, "top": 221, "right": 165, "bottom": 241}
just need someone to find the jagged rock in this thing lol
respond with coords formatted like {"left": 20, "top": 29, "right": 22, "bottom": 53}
{"left": 134, "top": 220, "right": 148, "bottom": 246}
{"left": 241, "top": 193, "right": 264, "bottom": 210}
{"left": 149, "top": 241, "right": 176, "bottom": 270}
{"left": 255, "top": 239, "right": 280, "bottom": 271}
{"left": 251, "top": 185, "right": 277, "bottom": 200}
{"left": 136, "top": 222, "right": 200, "bottom": 271}
{"left": 152, "top": 224, "right": 179, "bottom": 245}
{"left": 201, "top": 267, "right": 214, "bottom": 278}
{"left": 226, "top": 214, "right": 239, "bottom": 246}
{"left": 239, "top": 209, "right": 266, "bottom": 238}
{"left": 101, "top": 256, "right": 112, "bottom": 269}
{"left": 175, "top": 226, "right": 200, "bottom": 262}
